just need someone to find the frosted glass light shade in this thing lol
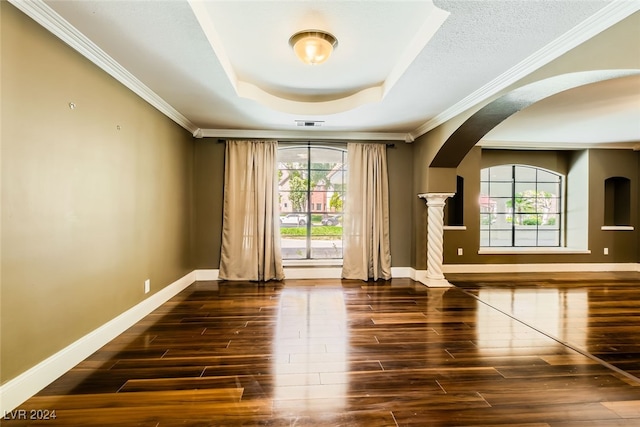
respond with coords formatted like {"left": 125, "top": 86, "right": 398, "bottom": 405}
{"left": 289, "top": 30, "right": 337, "bottom": 65}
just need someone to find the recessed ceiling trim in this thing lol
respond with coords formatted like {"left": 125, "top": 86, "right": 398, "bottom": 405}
{"left": 237, "top": 81, "right": 384, "bottom": 115}
{"left": 383, "top": 5, "right": 450, "bottom": 97}
{"left": 186, "top": 0, "right": 238, "bottom": 92}
{"left": 198, "top": 128, "right": 411, "bottom": 142}
{"left": 409, "top": 0, "right": 640, "bottom": 141}
{"left": 8, "top": 0, "right": 200, "bottom": 136}
{"left": 187, "top": 0, "right": 448, "bottom": 115}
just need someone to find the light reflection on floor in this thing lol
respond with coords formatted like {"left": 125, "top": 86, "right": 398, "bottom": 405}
{"left": 476, "top": 288, "right": 588, "bottom": 354}
{"left": 272, "top": 286, "right": 348, "bottom": 414}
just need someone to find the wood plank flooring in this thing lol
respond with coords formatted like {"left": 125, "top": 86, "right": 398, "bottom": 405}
{"left": 5, "top": 273, "right": 640, "bottom": 426}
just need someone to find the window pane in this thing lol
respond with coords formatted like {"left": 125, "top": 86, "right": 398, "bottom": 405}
{"left": 537, "top": 169, "right": 561, "bottom": 182}
{"left": 480, "top": 230, "right": 490, "bottom": 246}
{"left": 514, "top": 213, "right": 541, "bottom": 226}
{"left": 492, "top": 197, "right": 512, "bottom": 214}
{"left": 514, "top": 229, "right": 538, "bottom": 246}
{"left": 278, "top": 147, "right": 308, "bottom": 167}
{"left": 311, "top": 223, "right": 342, "bottom": 259}
{"left": 490, "top": 182, "right": 512, "bottom": 198}
{"left": 489, "top": 165, "right": 512, "bottom": 181}
{"left": 537, "top": 230, "right": 560, "bottom": 246}
{"left": 537, "top": 182, "right": 560, "bottom": 195}
{"left": 490, "top": 229, "right": 513, "bottom": 246}
{"left": 329, "top": 171, "right": 346, "bottom": 187}
{"left": 515, "top": 166, "right": 536, "bottom": 181}
{"left": 541, "top": 214, "right": 560, "bottom": 228}
{"left": 514, "top": 183, "right": 537, "bottom": 195}
{"left": 280, "top": 191, "right": 309, "bottom": 212}
{"left": 480, "top": 213, "right": 494, "bottom": 228}
{"left": 281, "top": 232, "right": 307, "bottom": 259}
{"left": 310, "top": 147, "right": 346, "bottom": 165}
{"left": 480, "top": 182, "right": 489, "bottom": 195}
{"left": 494, "top": 213, "right": 512, "bottom": 227}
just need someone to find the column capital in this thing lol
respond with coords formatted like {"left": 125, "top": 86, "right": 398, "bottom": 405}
{"left": 418, "top": 193, "right": 455, "bottom": 207}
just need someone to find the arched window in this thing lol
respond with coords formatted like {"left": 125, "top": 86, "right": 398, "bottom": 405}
{"left": 480, "top": 165, "right": 563, "bottom": 247}
{"left": 277, "top": 143, "right": 347, "bottom": 259}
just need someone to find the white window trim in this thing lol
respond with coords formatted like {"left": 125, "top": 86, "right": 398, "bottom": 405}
{"left": 444, "top": 225, "right": 467, "bottom": 231}
{"left": 479, "top": 247, "right": 591, "bottom": 255}
{"left": 283, "top": 259, "right": 343, "bottom": 267}
{"left": 601, "top": 225, "right": 634, "bottom": 231}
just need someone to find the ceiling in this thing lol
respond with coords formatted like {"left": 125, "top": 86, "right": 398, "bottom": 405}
{"left": 14, "top": 0, "right": 640, "bottom": 147}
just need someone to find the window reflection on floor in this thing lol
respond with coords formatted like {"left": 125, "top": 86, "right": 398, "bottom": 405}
{"left": 272, "top": 287, "right": 348, "bottom": 413}
{"left": 476, "top": 288, "right": 587, "bottom": 354}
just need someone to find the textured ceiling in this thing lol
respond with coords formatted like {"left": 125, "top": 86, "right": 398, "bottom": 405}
{"left": 17, "top": 0, "right": 640, "bottom": 147}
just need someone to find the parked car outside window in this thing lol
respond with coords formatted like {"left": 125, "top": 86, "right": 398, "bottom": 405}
{"left": 321, "top": 214, "right": 342, "bottom": 226}
{"left": 280, "top": 214, "right": 307, "bottom": 226}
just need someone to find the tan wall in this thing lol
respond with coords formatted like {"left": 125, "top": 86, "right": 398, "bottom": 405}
{"left": 387, "top": 142, "right": 413, "bottom": 267}
{"left": 1, "top": 3, "right": 194, "bottom": 384}
{"left": 480, "top": 150, "right": 571, "bottom": 175}
{"left": 588, "top": 149, "right": 638, "bottom": 262}
{"left": 192, "top": 139, "right": 225, "bottom": 268}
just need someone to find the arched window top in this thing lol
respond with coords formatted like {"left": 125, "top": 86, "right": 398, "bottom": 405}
{"left": 480, "top": 164, "right": 563, "bottom": 248}
{"left": 480, "top": 164, "right": 563, "bottom": 183}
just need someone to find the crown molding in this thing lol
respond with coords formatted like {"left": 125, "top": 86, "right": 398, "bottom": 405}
{"left": 478, "top": 139, "right": 639, "bottom": 150}
{"left": 8, "top": 0, "right": 199, "bottom": 136}
{"left": 198, "top": 128, "right": 413, "bottom": 142}
{"left": 409, "top": 0, "right": 640, "bottom": 141}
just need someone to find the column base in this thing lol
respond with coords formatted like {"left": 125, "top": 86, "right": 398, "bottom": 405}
{"left": 416, "top": 273, "right": 454, "bottom": 288}
{"left": 423, "top": 277, "right": 454, "bottom": 288}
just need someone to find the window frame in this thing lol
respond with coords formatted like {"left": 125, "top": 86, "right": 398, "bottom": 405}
{"left": 277, "top": 142, "right": 347, "bottom": 261}
{"left": 480, "top": 164, "right": 564, "bottom": 248}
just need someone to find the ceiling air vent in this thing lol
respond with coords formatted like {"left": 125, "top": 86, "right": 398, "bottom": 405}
{"left": 295, "top": 120, "right": 324, "bottom": 127}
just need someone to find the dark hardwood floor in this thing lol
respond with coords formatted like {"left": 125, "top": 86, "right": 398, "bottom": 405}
{"left": 6, "top": 273, "right": 640, "bottom": 426}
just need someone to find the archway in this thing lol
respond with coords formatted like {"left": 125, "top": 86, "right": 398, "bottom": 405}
{"left": 430, "top": 69, "right": 640, "bottom": 168}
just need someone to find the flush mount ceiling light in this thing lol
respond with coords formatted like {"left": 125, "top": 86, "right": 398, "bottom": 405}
{"left": 289, "top": 30, "right": 338, "bottom": 65}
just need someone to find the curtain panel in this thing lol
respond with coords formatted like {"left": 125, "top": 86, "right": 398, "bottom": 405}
{"left": 219, "top": 140, "right": 285, "bottom": 281}
{"left": 342, "top": 142, "right": 392, "bottom": 281}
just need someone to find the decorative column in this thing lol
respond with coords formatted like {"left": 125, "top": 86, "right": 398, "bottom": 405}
{"left": 419, "top": 193, "right": 454, "bottom": 287}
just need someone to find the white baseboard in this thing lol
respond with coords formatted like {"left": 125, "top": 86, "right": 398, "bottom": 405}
{"left": 412, "top": 263, "right": 640, "bottom": 284}
{"left": 196, "top": 267, "right": 414, "bottom": 280}
{"left": 0, "top": 271, "right": 196, "bottom": 414}
{"left": 391, "top": 267, "right": 413, "bottom": 278}
{"left": 284, "top": 267, "right": 342, "bottom": 279}
{"left": 441, "top": 263, "right": 640, "bottom": 274}
{"left": 194, "top": 269, "right": 219, "bottom": 281}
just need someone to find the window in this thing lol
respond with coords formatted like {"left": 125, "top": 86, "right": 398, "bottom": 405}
{"left": 277, "top": 143, "right": 347, "bottom": 259}
{"left": 480, "top": 165, "right": 562, "bottom": 247}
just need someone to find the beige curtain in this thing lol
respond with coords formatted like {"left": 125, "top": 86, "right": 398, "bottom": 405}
{"left": 219, "top": 140, "right": 284, "bottom": 281}
{"left": 342, "top": 142, "right": 392, "bottom": 281}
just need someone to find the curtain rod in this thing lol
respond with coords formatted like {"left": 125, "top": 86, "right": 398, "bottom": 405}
{"left": 216, "top": 139, "right": 395, "bottom": 148}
